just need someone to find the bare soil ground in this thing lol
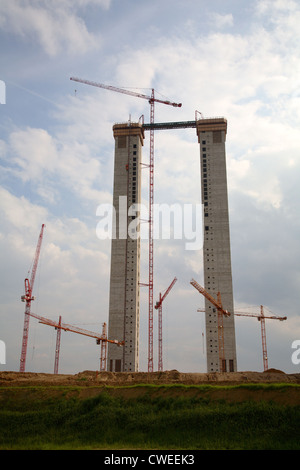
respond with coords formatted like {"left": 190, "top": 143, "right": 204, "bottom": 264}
{"left": 1, "top": 368, "right": 300, "bottom": 387}
{"left": 1, "top": 369, "right": 300, "bottom": 406}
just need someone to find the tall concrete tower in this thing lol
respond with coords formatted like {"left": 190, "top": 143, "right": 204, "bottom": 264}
{"left": 196, "top": 118, "right": 237, "bottom": 372}
{"left": 107, "top": 122, "right": 144, "bottom": 372}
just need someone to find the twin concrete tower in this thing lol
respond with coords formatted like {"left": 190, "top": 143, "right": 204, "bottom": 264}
{"left": 107, "top": 118, "right": 237, "bottom": 373}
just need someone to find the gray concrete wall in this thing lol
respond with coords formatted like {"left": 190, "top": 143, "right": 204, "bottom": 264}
{"left": 107, "top": 123, "right": 144, "bottom": 372}
{"left": 197, "top": 119, "right": 237, "bottom": 372}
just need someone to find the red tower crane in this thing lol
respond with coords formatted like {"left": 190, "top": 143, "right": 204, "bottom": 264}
{"left": 234, "top": 306, "right": 286, "bottom": 371}
{"left": 197, "top": 305, "right": 287, "bottom": 371}
{"left": 29, "top": 311, "right": 123, "bottom": 373}
{"left": 70, "top": 77, "right": 182, "bottom": 372}
{"left": 154, "top": 277, "right": 177, "bottom": 371}
{"left": 190, "top": 278, "right": 230, "bottom": 372}
{"left": 20, "top": 224, "right": 45, "bottom": 372}
{"left": 99, "top": 322, "right": 108, "bottom": 372}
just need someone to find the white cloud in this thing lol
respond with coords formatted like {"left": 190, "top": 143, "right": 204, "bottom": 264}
{"left": 9, "top": 128, "right": 58, "bottom": 181}
{"left": 2, "top": 121, "right": 108, "bottom": 206}
{"left": 0, "top": 185, "right": 109, "bottom": 299}
{"left": 0, "top": 0, "right": 110, "bottom": 56}
{"left": 54, "top": 0, "right": 111, "bottom": 8}
{"left": 256, "top": 0, "right": 298, "bottom": 16}
{"left": 103, "top": 2, "right": 300, "bottom": 212}
{"left": 0, "top": 187, "right": 48, "bottom": 233}
{"left": 209, "top": 12, "right": 234, "bottom": 29}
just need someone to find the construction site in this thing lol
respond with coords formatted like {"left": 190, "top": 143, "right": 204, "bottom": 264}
{"left": 17, "top": 78, "right": 288, "bottom": 379}
{"left": 2, "top": 78, "right": 299, "bottom": 452}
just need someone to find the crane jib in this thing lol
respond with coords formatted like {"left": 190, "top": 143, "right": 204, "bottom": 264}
{"left": 70, "top": 77, "right": 182, "bottom": 107}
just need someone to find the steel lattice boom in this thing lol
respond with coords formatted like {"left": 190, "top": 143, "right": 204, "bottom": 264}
{"left": 19, "top": 224, "right": 45, "bottom": 372}
{"left": 197, "top": 306, "right": 287, "bottom": 371}
{"left": 234, "top": 306, "right": 286, "bottom": 371}
{"left": 30, "top": 312, "right": 124, "bottom": 373}
{"left": 155, "top": 277, "right": 177, "bottom": 371}
{"left": 190, "top": 278, "right": 230, "bottom": 372}
{"left": 70, "top": 78, "right": 182, "bottom": 108}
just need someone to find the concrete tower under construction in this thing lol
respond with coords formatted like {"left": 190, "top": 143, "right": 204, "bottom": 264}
{"left": 196, "top": 118, "right": 237, "bottom": 372}
{"left": 107, "top": 122, "right": 144, "bottom": 372}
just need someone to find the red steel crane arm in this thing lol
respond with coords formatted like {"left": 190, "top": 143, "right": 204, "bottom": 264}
{"left": 190, "top": 278, "right": 230, "bottom": 316}
{"left": 28, "top": 224, "right": 45, "bottom": 295}
{"left": 234, "top": 311, "right": 287, "bottom": 321}
{"left": 29, "top": 312, "right": 124, "bottom": 345}
{"left": 155, "top": 277, "right": 177, "bottom": 309}
{"left": 191, "top": 278, "right": 229, "bottom": 372}
{"left": 23, "top": 224, "right": 45, "bottom": 301}
{"left": 197, "top": 308, "right": 286, "bottom": 321}
{"left": 70, "top": 77, "right": 182, "bottom": 108}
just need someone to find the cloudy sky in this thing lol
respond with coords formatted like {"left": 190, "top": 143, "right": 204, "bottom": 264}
{"left": 1, "top": 0, "right": 300, "bottom": 375}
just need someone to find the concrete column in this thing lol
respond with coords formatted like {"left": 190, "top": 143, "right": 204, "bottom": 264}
{"left": 196, "top": 118, "right": 237, "bottom": 372}
{"left": 107, "top": 122, "right": 144, "bottom": 372}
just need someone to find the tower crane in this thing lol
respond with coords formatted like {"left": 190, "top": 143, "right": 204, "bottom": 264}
{"left": 29, "top": 311, "right": 123, "bottom": 373}
{"left": 99, "top": 322, "right": 108, "bottom": 372}
{"left": 54, "top": 316, "right": 62, "bottom": 374}
{"left": 154, "top": 277, "right": 177, "bottom": 371}
{"left": 20, "top": 224, "right": 45, "bottom": 372}
{"left": 190, "top": 278, "right": 230, "bottom": 372}
{"left": 197, "top": 306, "right": 287, "bottom": 371}
{"left": 70, "top": 77, "right": 182, "bottom": 372}
{"left": 234, "top": 306, "right": 286, "bottom": 371}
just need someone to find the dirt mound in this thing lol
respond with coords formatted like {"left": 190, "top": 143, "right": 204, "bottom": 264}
{"left": 1, "top": 370, "right": 299, "bottom": 407}
{"left": 1, "top": 369, "right": 299, "bottom": 387}
{"left": 264, "top": 368, "right": 286, "bottom": 374}
{"left": 78, "top": 369, "right": 300, "bottom": 385}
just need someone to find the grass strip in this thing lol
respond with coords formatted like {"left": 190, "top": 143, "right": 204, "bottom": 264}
{"left": 0, "top": 383, "right": 299, "bottom": 450}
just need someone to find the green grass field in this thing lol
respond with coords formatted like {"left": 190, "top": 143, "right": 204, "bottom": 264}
{"left": 0, "top": 383, "right": 299, "bottom": 450}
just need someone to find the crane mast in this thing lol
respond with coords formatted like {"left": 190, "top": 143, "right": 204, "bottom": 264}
{"left": 155, "top": 277, "right": 177, "bottom": 371}
{"left": 99, "top": 322, "right": 108, "bottom": 372}
{"left": 54, "top": 316, "right": 62, "bottom": 374}
{"left": 197, "top": 306, "right": 287, "bottom": 371}
{"left": 148, "top": 88, "right": 155, "bottom": 373}
{"left": 70, "top": 77, "right": 182, "bottom": 372}
{"left": 234, "top": 306, "right": 286, "bottom": 371}
{"left": 30, "top": 312, "right": 123, "bottom": 373}
{"left": 190, "top": 278, "right": 230, "bottom": 372}
{"left": 20, "top": 224, "right": 45, "bottom": 372}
